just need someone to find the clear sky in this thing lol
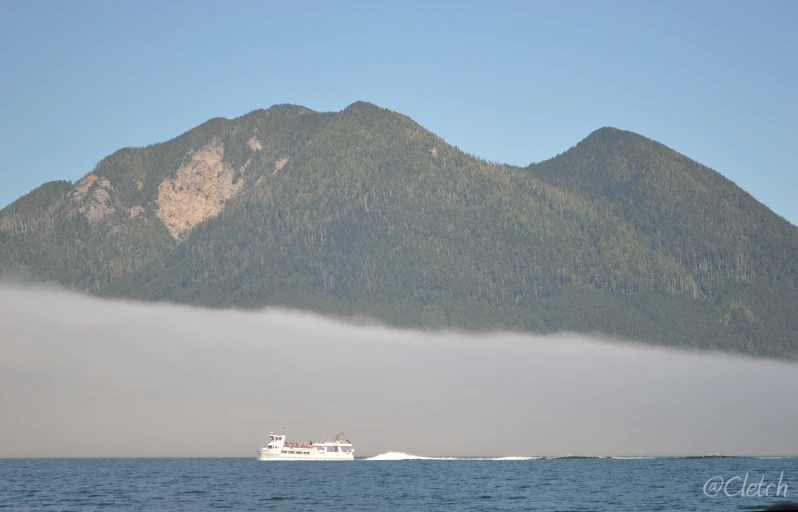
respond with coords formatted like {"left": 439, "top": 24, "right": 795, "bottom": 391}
{"left": 1, "top": 1, "right": 796, "bottom": 225}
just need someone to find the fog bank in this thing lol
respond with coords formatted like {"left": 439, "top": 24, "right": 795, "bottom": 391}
{"left": 1, "top": 284, "right": 797, "bottom": 458}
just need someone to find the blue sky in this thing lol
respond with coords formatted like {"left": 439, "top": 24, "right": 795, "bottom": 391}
{"left": 1, "top": 0, "right": 796, "bottom": 225}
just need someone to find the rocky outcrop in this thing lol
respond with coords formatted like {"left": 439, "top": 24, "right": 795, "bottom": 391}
{"left": 156, "top": 138, "right": 246, "bottom": 240}
{"left": 72, "top": 175, "right": 98, "bottom": 203}
{"left": 127, "top": 206, "right": 145, "bottom": 219}
{"left": 247, "top": 136, "right": 262, "bottom": 152}
{"left": 72, "top": 175, "right": 117, "bottom": 224}
{"left": 274, "top": 156, "right": 289, "bottom": 174}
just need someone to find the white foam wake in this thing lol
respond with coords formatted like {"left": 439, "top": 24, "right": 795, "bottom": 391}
{"left": 365, "top": 451, "right": 451, "bottom": 460}
{"left": 364, "top": 452, "right": 538, "bottom": 461}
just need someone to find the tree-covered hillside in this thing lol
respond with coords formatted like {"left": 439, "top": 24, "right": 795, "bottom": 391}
{"left": 1, "top": 102, "right": 796, "bottom": 358}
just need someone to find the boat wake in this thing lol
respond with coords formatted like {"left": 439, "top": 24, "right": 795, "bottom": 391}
{"left": 364, "top": 452, "right": 456, "bottom": 461}
{"left": 364, "top": 452, "right": 539, "bottom": 461}
{"left": 364, "top": 453, "right": 669, "bottom": 461}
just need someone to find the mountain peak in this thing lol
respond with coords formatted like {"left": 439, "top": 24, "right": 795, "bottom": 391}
{"left": 343, "top": 100, "right": 382, "bottom": 111}
{"left": 579, "top": 126, "right": 650, "bottom": 147}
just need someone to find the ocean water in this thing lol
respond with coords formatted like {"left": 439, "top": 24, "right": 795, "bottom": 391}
{"left": 1, "top": 455, "right": 795, "bottom": 511}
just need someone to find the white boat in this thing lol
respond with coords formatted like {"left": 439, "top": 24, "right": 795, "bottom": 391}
{"left": 257, "top": 431, "right": 355, "bottom": 461}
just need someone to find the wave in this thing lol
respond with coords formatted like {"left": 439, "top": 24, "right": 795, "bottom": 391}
{"left": 540, "top": 455, "right": 606, "bottom": 460}
{"left": 673, "top": 454, "right": 732, "bottom": 459}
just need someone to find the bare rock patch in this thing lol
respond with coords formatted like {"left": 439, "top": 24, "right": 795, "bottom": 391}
{"left": 247, "top": 136, "right": 262, "bottom": 152}
{"left": 127, "top": 206, "right": 145, "bottom": 219}
{"left": 71, "top": 175, "right": 117, "bottom": 224}
{"left": 274, "top": 156, "right": 289, "bottom": 174}
{"left": 156, "top": 138, "right": 245, "bottom": 240}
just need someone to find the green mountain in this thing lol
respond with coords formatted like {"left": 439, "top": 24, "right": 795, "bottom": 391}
{"left": 2, "top": 102, "right": 796, "bottom": 358}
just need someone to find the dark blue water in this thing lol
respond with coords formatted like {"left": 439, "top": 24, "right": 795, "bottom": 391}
{"left": 1, "top": 457, "right": 795, "bottom": 511}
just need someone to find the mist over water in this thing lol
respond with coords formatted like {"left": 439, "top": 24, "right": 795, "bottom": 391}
{"left": 1, "top": 284, "right": 797, "bottom": 458}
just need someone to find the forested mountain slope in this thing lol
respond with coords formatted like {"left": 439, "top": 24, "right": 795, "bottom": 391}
{"left": 1, "top": 102, "right": 796, "bottom": 358}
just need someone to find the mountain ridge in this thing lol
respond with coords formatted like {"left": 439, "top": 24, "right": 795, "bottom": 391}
{"left": 1, "top": 101, "right": 796, "bottom": 358}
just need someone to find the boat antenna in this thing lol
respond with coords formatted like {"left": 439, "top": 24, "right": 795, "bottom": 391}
{"left": 283, "top": 423, "right": 287, "bottom": 435}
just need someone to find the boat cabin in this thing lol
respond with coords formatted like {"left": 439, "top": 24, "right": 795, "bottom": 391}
{"left": 266, "top": 433, "right": 286, "bottom": 450}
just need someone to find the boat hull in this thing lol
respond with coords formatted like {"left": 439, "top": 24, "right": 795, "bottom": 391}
{"left": 257, "top": 452, "right": 354, "bottom": 461}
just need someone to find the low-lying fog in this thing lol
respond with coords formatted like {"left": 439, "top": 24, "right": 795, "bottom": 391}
{"left": 1, "top": 284, "right": 797, "bottom": 458}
